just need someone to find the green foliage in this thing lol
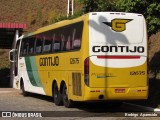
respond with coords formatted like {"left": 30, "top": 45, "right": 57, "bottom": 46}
{"left": 27, "top": 10, "right": 33, "bottom": 27}
{"left": 95, "top": 0, "right": 117, "bottom": 11}
{"left": 50, "top": 11, "right": 83, "bottom": 24}
{"left": 37, "top": 8, "right": 42, "bottom": 20}
{"left": 78, "top": 0, "right": 116, "bottom": 12}
{"left": 78, "top": 0, "right": 160, "bottom": 36}
{"left": 48, "top": 0, "right": 160, "bottom": 36}
{"left": 116, "top": 0, "right": 146, "bottom": 12}
{"left": 78, "top": 0, "right": 97, "bottom": 12}
{"left": 47, "top": 11, "right": 57, "bottom": 24}
{"left": 146, "top": 2, "right": 160, "bottom": 35}
{"left": 116, "top": 0, "right": 160, "bottom": 36}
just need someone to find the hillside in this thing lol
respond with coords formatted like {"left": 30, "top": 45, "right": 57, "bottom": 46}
{"left": 0, "top": 0, "right": 81, "bottom": 32}
{"left": 0, "top": 0, "right": 82, "bottom": 87}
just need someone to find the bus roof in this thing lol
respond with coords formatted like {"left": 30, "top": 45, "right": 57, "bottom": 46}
{"left": 24, "top": 13, "right": 88, "bottom": 38}
{"left": 23, "top": 12, "right": 143, "bottom": 38}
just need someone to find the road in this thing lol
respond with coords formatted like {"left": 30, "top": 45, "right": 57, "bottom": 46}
{"left": 0, "top": 88, "right": 159, "bottom": 120}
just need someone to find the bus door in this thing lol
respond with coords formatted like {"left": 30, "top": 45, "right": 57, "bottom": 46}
{"left": 14, "top": 40, "right": 20, "bottom": 77}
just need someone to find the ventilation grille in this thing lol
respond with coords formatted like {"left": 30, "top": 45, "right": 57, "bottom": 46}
{"left": 72, "top": 72, "right": 82, "bottom": 96}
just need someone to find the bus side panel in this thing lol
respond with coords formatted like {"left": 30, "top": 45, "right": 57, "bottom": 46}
{"left": 19, "top": 57, "right": 46, "bottom": 95}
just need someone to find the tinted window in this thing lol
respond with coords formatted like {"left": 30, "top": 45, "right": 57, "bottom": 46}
{"left": 43, "top": 32, "right": 52, "bottom": 53}
{"left": 64, "top": 21, "right": 83, "bottom": 51}
{"left": 20, "top": 21, "right": 83, "bottom": 56}
{"left": 21, "top": 38, "right": 29, "bottom": 56}
{"left": 53, "top": 29, "right": 62, "bottom": 52}
{"left": 71, "top": 22, "right": 83, "bottom": 50}
{"left": 28, "top": 37, "right": 36, "bottom": 55}
{"left": 35, "top": 35, "right": 44, "bottom": 54}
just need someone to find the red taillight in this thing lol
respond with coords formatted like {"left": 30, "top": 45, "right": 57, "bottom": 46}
{"left": 84, "top": 58, "right": 89, "bottom": 86}
{"left": 84, "top": 58, "right": 89, "bottom": 74}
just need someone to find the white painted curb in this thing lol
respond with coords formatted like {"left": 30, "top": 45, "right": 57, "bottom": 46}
{"left": 123, "top": 102, "right": 160, "bottom": 112}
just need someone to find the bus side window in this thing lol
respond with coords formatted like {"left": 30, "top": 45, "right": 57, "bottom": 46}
{"left": 61, "top": 34, "right": 66, "bottom": 51}
{"left": 71, "top": 22, "right": 83, "bottom": 50}
{"left": 35, "top": 35, "right": 43, "bottom": 54}
{"left": 52, "top": 34, "right": 55, "bottom": 52}
{"left": 28, "top": 37, "right": 35, "bottom": 55}
{"left": 53, "top": 43, "right": 60, "bottom": 52}
{"left": 63, "top": 26, "right": 71, "bottom": 51}
{"left": 66, "top": 36, "right": 71, "bottom": 50}
{"left": 43, "top": 36, "right": 52, "bottom": 53}
{"left": 71, "top": 28, "right": 81, "bottom": 50}
{"left": 71, "top": 28, "right": 76, "bottom": 49}
{"left": 20, "top": 39, "right": 24, "bottom": 56}
{"left": 73, "top": 39, "right": 81, "bottom": 49}
{"left": 53, "top": 30, "right": 61, "bottom": 52}
{"left": 22, "top": 38, "right": 29, "bottom": 56}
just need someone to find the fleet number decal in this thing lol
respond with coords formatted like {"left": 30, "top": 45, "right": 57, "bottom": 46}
{"left": 130, "top": 71, "right": 145, "bottom": 75}
{"left": 70, "top": 58, "right": 79, "bottom": 64}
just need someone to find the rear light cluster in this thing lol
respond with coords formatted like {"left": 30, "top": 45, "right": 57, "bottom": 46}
{"left": 84, "top": 58, "right": 89, "bottom": 86}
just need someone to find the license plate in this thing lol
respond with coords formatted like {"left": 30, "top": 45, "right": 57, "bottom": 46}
{"left": 115, "top": 89, "right": 125, "bottom": 93}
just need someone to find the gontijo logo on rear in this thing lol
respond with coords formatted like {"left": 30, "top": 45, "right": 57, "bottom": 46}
{"left": 103, "top": 19, "right": 132, "bottom": 32}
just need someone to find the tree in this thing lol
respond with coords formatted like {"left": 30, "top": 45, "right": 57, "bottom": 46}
{"left": 116, "top": 0, "right": 160, "bottom": 36}
{"left": 79, "top": 0, "right": 160, "bottom": 36}
{"left": 79, "top": 0, "right": 116, "bottom": 12}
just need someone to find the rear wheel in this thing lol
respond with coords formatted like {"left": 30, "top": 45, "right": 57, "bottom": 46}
{"left": 53, "top": 83, "right": 63, "bottom": 106}
{"left": 21, "top": 81, "right": 28, "bottom": 96}
{"left": 62, "top": 83, "right": 74, "bottom": 108}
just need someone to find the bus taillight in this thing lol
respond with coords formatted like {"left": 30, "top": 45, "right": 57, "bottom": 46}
{"left": 84, "top": 58, "right": 89, "bottom": 86}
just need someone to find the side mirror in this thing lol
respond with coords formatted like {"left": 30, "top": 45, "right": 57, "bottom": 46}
{"left": 9, "top": 49, "right": 15, "bottom": 62}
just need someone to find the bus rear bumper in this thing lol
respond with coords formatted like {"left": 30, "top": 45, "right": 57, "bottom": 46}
{"left": 83, "top": 86, "right": 148, "bottom": 101}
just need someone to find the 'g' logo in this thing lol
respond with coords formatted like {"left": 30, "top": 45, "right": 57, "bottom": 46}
{"left": 103, "top": 19, "right": 132, "bottom": 32}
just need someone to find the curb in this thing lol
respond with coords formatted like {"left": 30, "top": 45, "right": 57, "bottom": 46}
{"left": 123, "top": 102, "right": 160, "bottom": 112}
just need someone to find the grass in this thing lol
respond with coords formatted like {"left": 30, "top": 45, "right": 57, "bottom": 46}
{"left": 0, "top": 0, "right": 82, "bottom": 33}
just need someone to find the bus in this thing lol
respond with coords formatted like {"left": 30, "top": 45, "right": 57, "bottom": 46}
{"left": 9, "top": 12, "right": 148, "bottom": 108}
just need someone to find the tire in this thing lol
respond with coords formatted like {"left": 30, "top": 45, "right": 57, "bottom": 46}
{"left": 21, "top": 81, "right": 28, "bottom": 97}
{"left": 53, "top": 83, "right": 63, "bottom": 106}
{"left": 62, "top": 83, "right": 74, "bottom": 108}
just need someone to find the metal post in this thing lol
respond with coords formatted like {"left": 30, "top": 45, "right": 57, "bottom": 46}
{"left": 72, "top": 0, "right": 74, "bottom": 15}
{"left": 10, "top": 30, "right": 19, "bottom": 88}
{"left": 67, "top": 0, "right": 70, "bottom": 17}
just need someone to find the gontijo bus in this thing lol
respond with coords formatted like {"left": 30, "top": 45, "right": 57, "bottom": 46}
{"left": 9, "top": 12, "right": 148, "bottom": 108}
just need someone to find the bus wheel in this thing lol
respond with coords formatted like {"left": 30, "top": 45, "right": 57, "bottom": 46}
{"left": 53, "top": 83, "right": 63, "bottom": 106}
{"left": 20, "top": 81, "right": 28, "bottom": 97}
{"left": 62, "top": 83, "right": 74, "bottom": 108}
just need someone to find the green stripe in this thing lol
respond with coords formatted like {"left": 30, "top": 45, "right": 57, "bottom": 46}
{"left": 25, "top": 57, "right": 43, "bottom": 87}
{"left": 97, "top": 76, "right": 116, "bottom": 78}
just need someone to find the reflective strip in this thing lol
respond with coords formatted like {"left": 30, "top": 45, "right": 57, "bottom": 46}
{"left": 97, "top": 55, "right": 140, "bottom": 59}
